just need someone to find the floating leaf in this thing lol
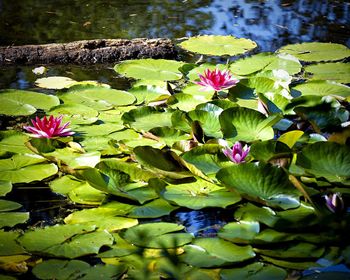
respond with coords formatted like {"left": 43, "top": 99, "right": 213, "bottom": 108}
{"left": 149, "top": 127, "right": 190, "bottom": 146}
{"left": 217, "top": 163, "right": 300, "bottom": 209}
{"left": 0, "top": 154, "right": 58, "bottom": 184}
{"left": 230, "top": 53, "right": 274, "bottom": 75}
{"left": 0, "top": 231, "right": 26, "bottom": 255}
{"left": 278, "top": 130, "right": 304, "bottom": 148}
{"left": 128, "top": 85, "right": 170, "bottom": 104}
{"left": 219, "top": 107, "right": 276, "bottom": 142}
{"left": 220, "top": 262, "right": 287, "bottom": 280}
{"left": 0, "top": 89, "right": 60, "bottom": 116}
{"left": 292, "top": 81, "right": 350, "bottom": 98}
{"left": 0, "top": 181, "right": 12, "bottom": 197}
{"left": 0, "top": 200, "right": 22, "bottom": 212}
{"left": 35, "top": 76, "right": 77, "bottom": 89}
{"left": 121, "top": 222, "right": 193, "bottom": 248}
{"left": 49, "top": 104, "right": 98, "bottom": 125}
{"left": 296, "top": 142, "right": 350, "bottom": 183}
{"left": 278, "top": 42, "right": 350, "bottom": 62}
{"left": 218, "top": 220, "right": 260, "bottom": 243}
{"left": 264, "top": 53, "right": 302, "bottom": 75}
{"left": 74, "top": 123, "right": 124, "bottom": 137}
{"left": 128, "top": 198, "right": 179, "bottom": 218}
{"left": 0, "top": 212, "right": 29, "bottom": 228}
{"left": 163, "top": 178, "right": 241, "bottom": 210}
{"left": 188, "top": 109, "right": 222, "bottom": 138}
{"left": 19, "top": 224, "right": 113, "bottom": 258}
{"left": 181, "top": 238, "right": 255, "bottom": 267}
{"left": 0, "top": 131, "right": 31, "bottom": 154}
{"left": 304, "top": 62, "right": 350, "bottom": 84}
{"left": 59, "top": 85, "right": 135, "bottom": 110}
{"left": 249, "top": 140, "right": 292, "bottom": 162}
{"left": 114, "top": 59, "right": 184, "bottom": 81}
{"left": 122, "top": 106, "right": 173, "bottom": 132}
{"left": 179, "top": 35, "right": 257, "bottom": 56}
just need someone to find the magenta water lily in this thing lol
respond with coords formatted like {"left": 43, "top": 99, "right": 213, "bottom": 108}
{"left": 195, "top": 68, "right": 239, "bottom": 91}
{"left": 24, "top": 115, "right": 74, "bottom": 138}
{"left": 223, "top": 141, "right": 250, "bottom": 164}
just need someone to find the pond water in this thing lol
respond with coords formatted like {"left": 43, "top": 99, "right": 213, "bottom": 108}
{"left": 0, "top": 1, "right": 350, "bottom": 280}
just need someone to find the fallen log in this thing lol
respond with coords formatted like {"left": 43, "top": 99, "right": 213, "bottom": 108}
{"left": 0, "top": 38, "right": 177, "bottom": 65}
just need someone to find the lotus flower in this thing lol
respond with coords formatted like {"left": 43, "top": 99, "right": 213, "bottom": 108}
{"left": 324, "top": 193, "right": 344, "bottom": 213}
{"left": 223, "top": 141, "right": 250, "bottom": 164}
{"left": 24, "top": 115, "right": 74, "bottom": 138}
{"left": 194, "top": 68, "right": 239, "bottom": 91}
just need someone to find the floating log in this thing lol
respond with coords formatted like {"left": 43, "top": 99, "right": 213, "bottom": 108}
{"left": 0, "top": 38, "right": 177, "bottom": 65}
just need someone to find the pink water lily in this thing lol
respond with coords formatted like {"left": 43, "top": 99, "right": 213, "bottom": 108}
{"left": 223, "top": 141, "right": 250, "bottom": 164}
{"left": 24, "top": 115, "right": 74, "bottom": 138}
{"left": 194, "top": 68, "right": 239, "bottom": 91}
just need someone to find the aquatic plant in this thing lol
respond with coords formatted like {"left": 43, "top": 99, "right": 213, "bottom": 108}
{"left": 222, "top": 141, "right": 250, "bottom": 163}
{"left": 23, "top": 115, "right": 74, "bottom": 138}
{"left": 194, "top": 68, "right": 239, "bottom": 91}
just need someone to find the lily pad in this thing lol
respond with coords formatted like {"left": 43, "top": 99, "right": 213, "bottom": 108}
{"left": 128, "top": 85, "right": 170, "bottom": 105}
{"left": 219, "top": 107, "right": 276, "bottom": 142}
{"left": 179, "top": 35, "right": 257, "bottom": 56}
{"left": 304, "top": 62, "right": 350, "bottom": 84}
{"left": 0, "top": 231, "right": 26, "bottom": 255}
{"left": 296, "top": 142, "right": 350, "bottom": 183}
{"left": 0, "top": 131, "right": 31, "bottom": 154}
{"left": 218, "top": 220, "right": 260, "bottom": 243}
{"left": 0, "top": 154, "right": 58, "bottom": 184}
{"left": 0, "top": 212, "right": 29, "bottom": 228}
{"left": 121, "top": 222, "right": 193, "bottom": 248}
{"left": 114, "top": 59, "right": 184, "bottom": 81}
{"left": 292, "top": 81, "right": 350, "bottom": 98}
{"left": 122, "top": 106, "right": 173, "bottom": 132}
{"left": 217, "top": 162, "right": 300, "bottom": 209}
{"left": 188, "top": 109, "right": 223, "bottom": 138}
{"left": 0, "top": 181, "right": 12, "bottom": 197}
{"left": 163, "top": 178, "right": 241, "bottom": 210}
{"left": 278, "top": 42, "right": 350, "bottom": 62}
{"left": 128, "top": 198, "right": 179, "bottom": 218}
{"left": 249, "top": 140, "right": 292, "bottom": 162}
{"left": 0, "top": 89, "right": 60, "bottom": 116}
{"left": 229, "top": 53, "right": 274, "bottom": 76}
{"left": 59, "top": 85, "right": 135, "bottom": 110}
{"left": 181, "top": 238, "right": 255, "bottom": 267}
{"left": 35, "top": 76, "right": 77, "bottom": 89}
{"left": 0, "top": 200, "right": 22, "bottom": 212}
{"left": 220, "top": 262, "right": 287, "bottom": 280}
{"left": 49, "top": 103, "right": 98, "bottom": 125}
{"left": 19, "top": 224, "right": 114, "bottom": 258}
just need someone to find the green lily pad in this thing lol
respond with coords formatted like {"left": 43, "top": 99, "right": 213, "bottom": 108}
{"left": 0, "top": 131, "right": 31, "bottom": 154}
{"left": 128, "top": 198, "right": 179, "bottom": 218}
{"left": 278, "top": 130, "right": 304, "bottom": 148}
{"left": 0, "top": 181, "right": 12, "bottom": 197}
{"left": 0, "top": 89, "right": 60, "bottom": 116}
{"left": 181, "top": 238, "right": 255, "bottom": 267}
{"left": 35, "top": 76, "right": 77, "bottom": 89}
{"left": 0, "top": 154, "right": 58, "bottom": 184}
{"left": 0, "top": 231, "right": 26, "bottom": 255}
{"left": 261, "top": 255, "right": 317, "bottom": 270}
{"left": 219, "top": 107, "right": 276, "bottom": 142}
{"left": 122, "top": 106, "right": 173, "bottom": 132}
{"left": 49, "top": 103, "right": 98, "bottom": 125}
{"left": 292, "top": 81, "right": 350, "bottom": 98}
{"left": 121, "top": 222, "right": 193, "bottom": 248}
{"left": 179, "top": 35, "right": 257, "bottom": 56}
{"left": 19, "top": 224, "right": 113, "bottom": 258}
{"left": 0, "top": 200, "right": 22, "bottom": 212}
{"left": 133, "top": 146, "right": 192, "bottom": 179}
{"left": 278, "top": 42, "right": 350, "bottom": 62}
{"left": 163, "top": 177, "right": 241, "bottom": 210}
{"left": 255, "top": 242, "right": 325, "bottom": 259}
{"left": 217, "top": 162, "right": 300, "bottom": 209}
{"left": 296, "top": 142, "right": 350, "bottom": 183}
{"left": 249, "top": 140, "right": 292, "bottom": 162}
{"left": 114, "top": 59, "right": 184, "bottom": 81}
{"left": 128, "top": 85, "right": 170, "bottom": 105}
{"left": 220, "top": 262, "right": 287, "bottom": 280}
{"left": 264, "top": 53, "right": 302, "bottom": 75}
{"left": 74, "top": 123, "right": 124, "bottom": 137}
{"left": 59, "top": 85, "right": 135, "bottom": 110}
{"left": 148, "top": 126, "right": 190, "bottom": 146}
{"left": 304, "top": 62, "right": 350, "bottom": 84}
{"left": 230, "top": 53, "right": 275, "bottom": 76}
{"left": 32, "top": 259, "right": 91, "bottom": 280}
{"left": 218, "top": 220, "right": 260, "bottom": 243}
{"left": 188, "top": 109, "right": 223, "bottom": 138}
{"left": 65, "top": 208, "right": 138, "bottom": 232}
{"left": 168, "top": 93, "right": 210, "bottom": 112}
{"left": 181, "top": 144, "right": 230, "bottom": 175}
{"left": 0, "top": 212, "right": 29, "bottom": 228}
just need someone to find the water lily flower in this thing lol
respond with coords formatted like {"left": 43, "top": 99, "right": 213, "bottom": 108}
{"left": 223, "top": 141, "right": 250, "bottom": 164}
{"left": 324, "top": 193, "right": 344, "bottom": 213}
{"left": 195, "top": 68, "right": 239, "bottom": 91}
{"left": 24, "top": 115, "right": 74, "bottom": 138}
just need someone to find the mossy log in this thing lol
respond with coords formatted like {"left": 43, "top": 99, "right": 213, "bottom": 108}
{"left": 0, "top": 38, "right": 177, "bottom": 65}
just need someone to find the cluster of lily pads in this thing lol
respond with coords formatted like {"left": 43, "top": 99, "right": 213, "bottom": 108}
{"left": 0, "top": 35, "right": 349, "bottom": 279}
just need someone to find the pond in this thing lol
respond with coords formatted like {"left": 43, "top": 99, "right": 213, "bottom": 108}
{"left": 0, "top": 1, "right": 350, "bottom": 280}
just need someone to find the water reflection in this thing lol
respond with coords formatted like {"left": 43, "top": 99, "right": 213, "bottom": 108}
{"left": 0, "top": 0, "right": 348, "bottom": 52}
